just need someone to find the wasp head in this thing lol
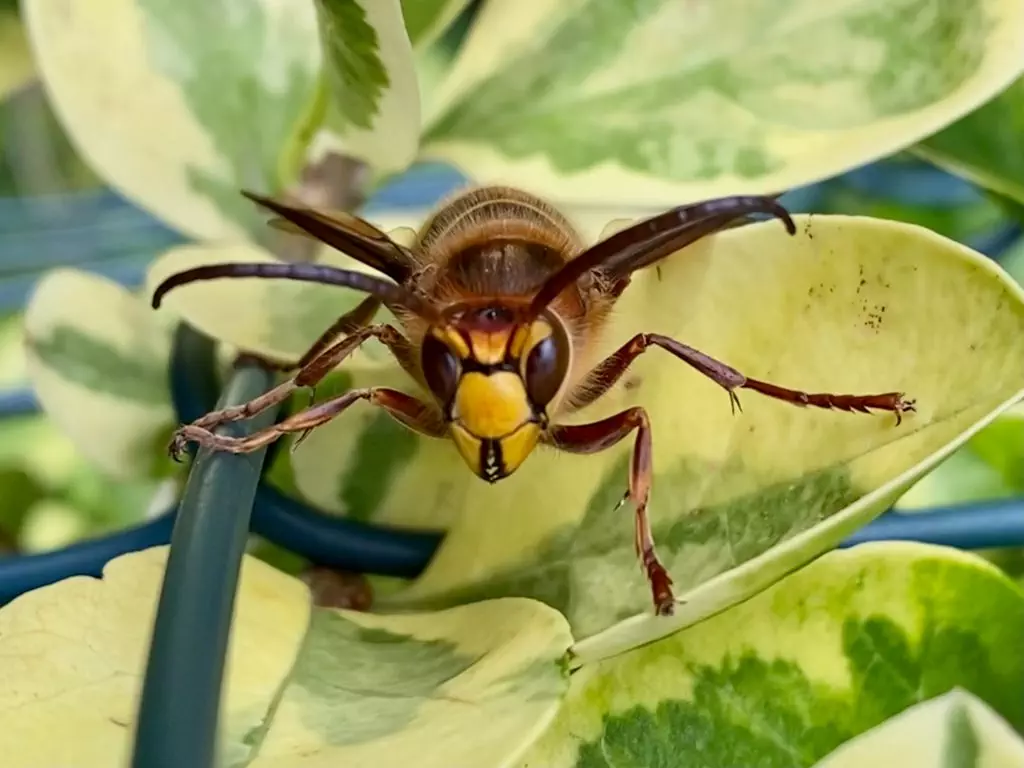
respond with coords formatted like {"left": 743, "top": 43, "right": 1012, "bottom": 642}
{"left": 420, "top": 304, "right": 571, "bottom": 483}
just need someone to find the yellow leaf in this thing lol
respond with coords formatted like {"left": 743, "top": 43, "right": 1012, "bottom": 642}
{"left": 0, "top": 547, "right": 573, "bottom": 768}
{"left": 0, "top": 547, "right": 311, "bottom": 767}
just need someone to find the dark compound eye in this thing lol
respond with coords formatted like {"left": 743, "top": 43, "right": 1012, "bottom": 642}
{"left": 523, "top": 324, "right": 570, "bottom": 408}
{"left": 421, "top": 333, "right": 460, "bottom": 406}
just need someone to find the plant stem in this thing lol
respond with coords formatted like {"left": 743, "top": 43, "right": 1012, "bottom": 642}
{"left": 130, "top": 151, "right": 369, "bottom": 767}
{"left": 130, "top": 363, "right": 278, "bottom": 768}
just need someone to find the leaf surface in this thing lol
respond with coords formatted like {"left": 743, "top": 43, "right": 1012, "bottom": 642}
{"left": 22, "top": 0, "right": 321, "bottom": 239}
{"left": 370, "top": 214, "right": 1024, "bottom": 660}
{"left": 518, "top": 543, "right": 1024, "bottom": 767}
{"left": 0, "top": 547, "right": 573, "bottom": 768}
{"left": 423, "top": 0, "right": 1024, "bottom": 205}
{"left": 23, "top": 269, "right": 174, "bottom": 479}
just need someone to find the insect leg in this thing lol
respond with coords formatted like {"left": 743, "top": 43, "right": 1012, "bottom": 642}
{"left": 169, "top": 321, "right": 415, "bottom": 460}
{"left": 544, "top": 407, "right": 674, "bottom": 616}
{"left": 570, "top": 333, "right": 915, "bottom": 423}
{"left": 231, "top": 295, "right": 383, "bottom": 373}
{"left": 298, "top": 295, "right": 384, "bottom": 371}
{"left": 174, "top": 387, "right": 446, "bottom": 456}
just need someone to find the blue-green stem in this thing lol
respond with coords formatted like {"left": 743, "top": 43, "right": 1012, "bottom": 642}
{"left": 131, "top": 363, "right": 280, "bottom": 768}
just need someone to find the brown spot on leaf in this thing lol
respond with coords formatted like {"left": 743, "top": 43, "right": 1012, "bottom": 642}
{"left": 301, "top": 567, "right": 373, "bottom": 611}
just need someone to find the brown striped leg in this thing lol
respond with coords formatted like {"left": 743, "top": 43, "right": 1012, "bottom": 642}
{"left": 174, "top": 387, "right": 446, "bottom": 456}
{"left": 169, "top": 322, "right": 415, "bottom": 460}
{"left": 570, "top": 332, "right": 915, "bottom": 422}
{"left": 544, "top": 407, "right": 674, "bottom": 616}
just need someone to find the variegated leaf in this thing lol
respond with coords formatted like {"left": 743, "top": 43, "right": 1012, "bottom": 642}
{"left": 23, "top": 0, "right": 321, "bottom": 240}
{"left": 23, "top": 268, "right": 175, "bottom": 480}
{"left": 422, "top": 0, "right": 1024, "bottom": 207}
{"left": 0, "top": 546, "right": 573, "bottom": 768}
{"left": 812, "top": 691, "right": 1024, "bottom": 768}
{"left": 362, "top": 214, "right": 1024, "bottom": 661}
{"left": 519, "top": 543, "right": 1024, "bottom": 767}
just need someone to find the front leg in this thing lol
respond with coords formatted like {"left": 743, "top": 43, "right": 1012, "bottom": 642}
{"left": 544, "top": 407, "right": 674, "bottom": 616}
{"left": 170, "top": 322, "right": 415, "bottom": 460}
{"left": 570, "top": 333, "right": 916, "bottom": 422}
{"left": 176, "top": 387, "right": 446, "bottom": 456}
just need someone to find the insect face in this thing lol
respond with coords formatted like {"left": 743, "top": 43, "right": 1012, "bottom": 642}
{"left": 419, "top": 305, "right": 572, "bottom": 483}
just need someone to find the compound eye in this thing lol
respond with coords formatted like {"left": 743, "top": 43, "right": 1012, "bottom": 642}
{"left": 523, "top": 325, "right": 569, "bottom": 407}
{"left": 421, "top": 333, "right": 460, "bottom": 405}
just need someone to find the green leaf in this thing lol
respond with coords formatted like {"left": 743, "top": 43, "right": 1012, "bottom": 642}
{"left": 0, "top": 467, "right": 46, "bottom": 546}
{"left": 400, "top": 0, "right": 473, "bottom": 50}
{"left": 812, "top": 690, "right": 1024, "bottom": 767}
{"left": 23, "top": 0, "right": 320, "bottom": 239}
{"left": 0, "top": 10, "right": 34, "bottom": 100}
{"left": 815, "top": 180, "right": 1011, "bottom": 248}
{"left": 312, "top": 0, "right": 421, "bottom": 175}
{"left": 913, "top": 76, "right": 1024, "bottom": 204}
{"left": 962, "top": 406, "right": 1024, "bottom": 490}
{"left": 894, "top": 446, "right": 1017, "bottom": 511}
{"left": 371, "top": 214, "right": 1024, "bottom": 662}
{"left": 0, "top": 547, "right": 573, "bottom": 768}
{"left": 997, "top": 235, "right": 1024, "bottom": 285}
{"left": 0, "top": 312, "right": 28, "bottom": 387}
{"left": 981, "top": 548, "right": 1024, "bottom": 594}
{"left": 422, "top": 0, "right": 1024, "bottom": 206}
{"left": 519, "top": 542, "right": 1024, "bottom": 767}
{"left": 23, "top": 268, "right": 174, "bottom": 479}
{"left": 0, "top": 414, "right": 80, "bottom": 488}
{"left": 0, "top": 411, "right": 169, "bottom": 550}
{"left": 18, "top": 498, "right": 91, "bottom": 553}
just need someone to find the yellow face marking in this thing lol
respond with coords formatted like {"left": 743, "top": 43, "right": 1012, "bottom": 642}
{"left": 449, "top": 421, "right": 541, "bottom": 482}
{"left": 509, "top": 319, "right": 553, "bottom": 362}
{"left": 453, "top": 371, "right": 532, "bottom": 439}
{"left": 437, "top": 327, "right": 471, "bottom": 359}
{"left": 496, "top": 422, "right": 542, "bottom": 476}
{"left": 467, "top": 328, "right": 512, "bottom": 365}
{"left": 449, "top": 424, "right": 482, "bottom": 476}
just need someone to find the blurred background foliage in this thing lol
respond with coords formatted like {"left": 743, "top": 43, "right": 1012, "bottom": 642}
{"left": 0, "top": 0, "right": 1022, "bottom": 590}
